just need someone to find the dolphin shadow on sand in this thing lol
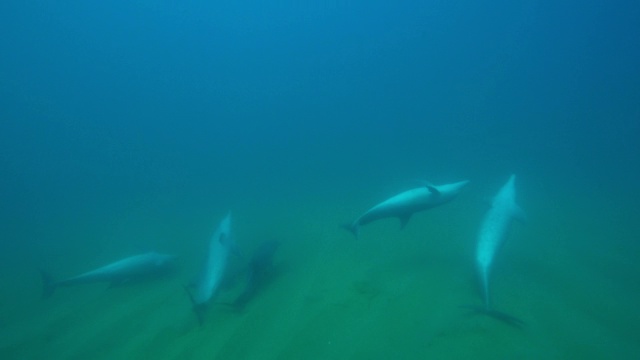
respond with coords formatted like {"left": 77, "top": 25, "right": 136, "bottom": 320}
{"left": 459, "top": 305, "right": 525, "bottom": 329}
{"left": 230, "top": 239, "right": 281, "bottom": 311}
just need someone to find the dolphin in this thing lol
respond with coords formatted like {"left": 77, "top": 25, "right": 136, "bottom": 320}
{"left": 40, "top": 252, "right": 177, "bottom": 298}
{"left": 185, "top": 212, "right": 236, "bottom": 325}
{"left": 470, "top": 174, "right": 525, "bottom": 327}
{"left": 342, "top": 180, "right": 469, "bottom": 238}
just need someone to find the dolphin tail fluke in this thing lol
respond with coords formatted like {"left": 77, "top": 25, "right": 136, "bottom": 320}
{"left": 39, "top": 269, "right": 56, "bottom": 299}
{"left": 183, "top": 285, "right": 206, "bottom": 326}
{"left": 460, "top": 305, "right": 525, "bottom": 329}
{"left": 341, "top": 223, "right": 360, "bottom": 239}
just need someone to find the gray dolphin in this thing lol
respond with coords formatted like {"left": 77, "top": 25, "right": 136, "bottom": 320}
{"left": 343, "top": 180, "right": 469, "bottom": 238}
{"left": 185, "top": 212, "right": 236, "bottom": 325}
{"left": 40, "top": 252, "right": 176, "bottom": 298}
{"left": 465, "top": 174, "right": 525, "bottom": 328}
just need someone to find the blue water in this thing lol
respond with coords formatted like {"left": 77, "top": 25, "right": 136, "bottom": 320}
{"left": 1, "top": 1, "right": 639, "bottom": 359}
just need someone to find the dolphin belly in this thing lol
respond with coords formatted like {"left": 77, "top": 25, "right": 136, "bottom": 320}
{"left": 40, "top": 252, "right": 175, "bottom": 298}
{"left": 470, "top": 175, "right": 524, "bottom": 325}
{"left": 186, "top": 212, "right": 235, "bottom": 325}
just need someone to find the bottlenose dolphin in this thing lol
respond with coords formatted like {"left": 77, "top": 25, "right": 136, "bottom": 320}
{"left": 185, "top": 212, "right": 236, "bottom": 325}
{"left": 470, "top": 174, "right": 525, "bottom": 327}
{"left": 343, "top": 180, "right": 469, "bottom": 238}
{"left": 40, "top": 252, "right": 176, "bottom": 298}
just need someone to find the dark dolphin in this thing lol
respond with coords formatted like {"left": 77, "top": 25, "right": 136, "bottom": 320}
{"left": 232, "top": 239, "right": 280, "bottom": 310}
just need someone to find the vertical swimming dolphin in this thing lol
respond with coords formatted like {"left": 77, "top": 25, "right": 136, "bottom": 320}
{"left": 469, "top": 174, "right": 525, "bottom": 327}
{"left": 185, "top": 212, "right": 235, "bottom": 325}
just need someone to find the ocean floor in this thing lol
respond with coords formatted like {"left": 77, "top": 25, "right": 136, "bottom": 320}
{"left": 1, "top": 190, "right": 639, "bottom": 359}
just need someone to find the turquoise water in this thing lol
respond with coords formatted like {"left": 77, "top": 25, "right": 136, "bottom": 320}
{"left": 1, "top": 180, "right": 639, "bottom": 359}
{"left": 1, "top": 1, "right": 639, "bottom": 359}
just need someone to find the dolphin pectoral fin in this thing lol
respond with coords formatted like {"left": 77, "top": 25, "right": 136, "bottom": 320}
{"left": 39, "top": 269, "right": 56, "bottom": 299}
{"left": 460, "top": 305, "right": 525, "bottom": 329}
{"left": 399, "top": 214, "right": 412, "bottom": 229}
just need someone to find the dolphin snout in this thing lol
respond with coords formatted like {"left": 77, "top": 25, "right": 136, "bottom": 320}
{"left": 455, "top": 180, "right": 470, "bottom": 190}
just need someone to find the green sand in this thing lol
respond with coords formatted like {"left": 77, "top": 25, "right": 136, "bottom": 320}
{"left": 1, "top": 192, "right": 639, "bottom": 359}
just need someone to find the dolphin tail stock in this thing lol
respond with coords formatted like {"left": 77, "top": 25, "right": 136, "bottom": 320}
{"left": 183, "top": 285, "right": 206, "bottom": 326}
{"left": 340, "top": 222, "right": 360, "bottom": 239}
{"left": 459, "top": 305, "right": 525, "bottom": 329}
{"left": 39, "top": 269, "right": 57, "bottom": 299}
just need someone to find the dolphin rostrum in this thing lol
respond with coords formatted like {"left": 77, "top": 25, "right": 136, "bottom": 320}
{"left": 470, "top": 174, "right": 525, "bottom": 327}
{"left": 185, "top": 212, "right": 236, "bottom": 325}
{"left": 40, "top": 252, "right": 176, "bottom": 298}
{"left": 342, "top": 180, "right": 469, "bottom": 238}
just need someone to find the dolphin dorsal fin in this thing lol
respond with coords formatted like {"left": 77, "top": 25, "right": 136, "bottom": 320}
{"left": 422, "top": 182, "right": 440, "bottom": 195}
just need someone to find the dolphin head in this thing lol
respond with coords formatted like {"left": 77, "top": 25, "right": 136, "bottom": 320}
{"left": 442, "top": 180, "right": 470, "bottom": 196}
{"left": 492, "top": 174, "right": 517, "bottom": 206}
{"left": 154, "top": 253, "right": 178, "bottom": 268}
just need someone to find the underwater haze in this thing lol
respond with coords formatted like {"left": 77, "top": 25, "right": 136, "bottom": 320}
{"left": 1, "top": 0, "right": 639, "bottom": 359}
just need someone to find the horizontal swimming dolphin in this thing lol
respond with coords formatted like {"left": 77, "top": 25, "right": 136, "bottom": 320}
{"left": 40, "top": 252, "right": 176, "bottom": 298}
{"left": 470, "top": 174, "right": 525, "bottom": 327}
{"left": 342, "top": 180, "right": 469, "bottom": 238}
{"left": 185, "top": 212, "right": 236, "bottom": 325}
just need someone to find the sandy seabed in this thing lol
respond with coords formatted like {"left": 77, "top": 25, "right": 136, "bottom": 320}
{"left": 1, "top": 192, "right": 639, "bottom": 359}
